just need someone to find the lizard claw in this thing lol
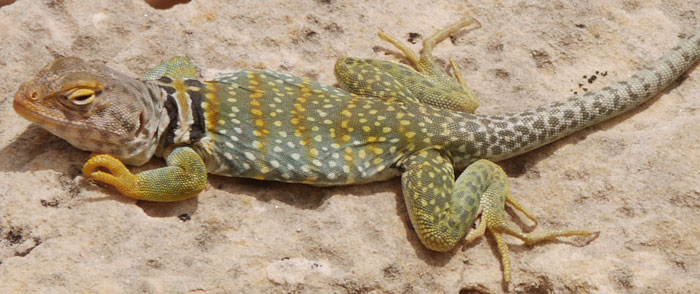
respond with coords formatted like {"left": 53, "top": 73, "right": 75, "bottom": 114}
{"left": 82, "top": 154, "right": 138, "bottom": 197}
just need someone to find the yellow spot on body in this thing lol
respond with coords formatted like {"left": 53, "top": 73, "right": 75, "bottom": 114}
{"left": 405, "top": 132, "right": 416, "bottom": 138}
{"left": 202, "top": 83, "right": 222, "bottom": 132}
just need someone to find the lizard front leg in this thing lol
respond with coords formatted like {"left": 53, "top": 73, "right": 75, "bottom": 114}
{"left": 82, "top": 146, "right": 207, "bottom": 201}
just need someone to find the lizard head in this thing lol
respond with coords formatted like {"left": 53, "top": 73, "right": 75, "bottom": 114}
{"left": 14, "top": 57, "right": 164, "bottom": 165}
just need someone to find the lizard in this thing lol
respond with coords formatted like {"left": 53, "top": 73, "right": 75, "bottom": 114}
{"left": 12, "top": 15, "right": 700, "bottom": 283}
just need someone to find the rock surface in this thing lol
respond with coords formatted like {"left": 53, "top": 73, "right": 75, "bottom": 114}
{"left": 1, "top": 0, "right": 699, "bottom": 293}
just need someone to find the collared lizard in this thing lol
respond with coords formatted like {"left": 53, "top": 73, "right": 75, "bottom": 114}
{"left": 12, "top": 15, "right": 700, "bottom": 283}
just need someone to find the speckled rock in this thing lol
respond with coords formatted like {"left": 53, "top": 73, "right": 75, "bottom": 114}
{"left": 1, "top": 1, "right": 699, "bottom": 293}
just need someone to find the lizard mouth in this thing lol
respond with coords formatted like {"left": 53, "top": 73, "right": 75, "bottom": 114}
{"left": 13, "top": 95, "right": 46, "bottom": 124}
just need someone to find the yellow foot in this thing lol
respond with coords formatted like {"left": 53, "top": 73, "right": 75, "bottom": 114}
{"left": 82, "top": 154, "right": 140, "bottom": 199}
{"left": 458, "top": 160, "right": 596, "bottom": 283}
{"left": 82, "top": 147, "right": 207, "bottom": 202}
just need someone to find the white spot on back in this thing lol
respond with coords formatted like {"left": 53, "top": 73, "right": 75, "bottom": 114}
{"left": 245, "top": 152, "right": 256, "bottom": 160}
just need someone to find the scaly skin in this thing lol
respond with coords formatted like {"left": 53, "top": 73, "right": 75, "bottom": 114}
{"left": 13, "top": 15, "right": 700, "bottom": 283}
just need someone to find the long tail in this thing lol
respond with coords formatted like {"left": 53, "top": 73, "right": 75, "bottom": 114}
{"left": 472, "top": 28, "right": 700, "bottom": 161}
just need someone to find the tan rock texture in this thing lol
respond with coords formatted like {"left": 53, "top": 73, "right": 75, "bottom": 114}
{"left": 1, "top": 1, "right": 699, "bottom": 293}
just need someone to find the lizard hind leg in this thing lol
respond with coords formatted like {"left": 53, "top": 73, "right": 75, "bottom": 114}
{"left": 468, "top": 159, "right": 595, "bottom": 282}
{"left": 333, "top": 57, "right": 421, "bottom": 104}
{"left": 399, "top": 152, "right": 593, "bottom": 284}
{"left": 418, "top": 15, "right": 481, "bottom": 67}
{"left": 374, "top": 14, "right": 482, "bottom": 113}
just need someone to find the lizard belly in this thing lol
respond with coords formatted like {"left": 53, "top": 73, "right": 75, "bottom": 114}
{"left": 199, "top": 131, "right": 402, "bottom": 186}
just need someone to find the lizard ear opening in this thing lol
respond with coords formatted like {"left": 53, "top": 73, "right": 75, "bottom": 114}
{"left": 134, "top": 111, "right": 147, "bottom": 135}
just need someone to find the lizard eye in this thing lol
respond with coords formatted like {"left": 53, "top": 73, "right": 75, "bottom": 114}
{"left": 66, "top": 88, "right": 96, "bottom": 105}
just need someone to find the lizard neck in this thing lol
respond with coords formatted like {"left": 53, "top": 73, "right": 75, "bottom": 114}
{"left": 146, "top": 77, "right": 209, "bottom": 159}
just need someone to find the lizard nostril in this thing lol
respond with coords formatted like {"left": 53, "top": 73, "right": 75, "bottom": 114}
{"left": 30, "top": 91, "right": 39, "bottom": 100}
